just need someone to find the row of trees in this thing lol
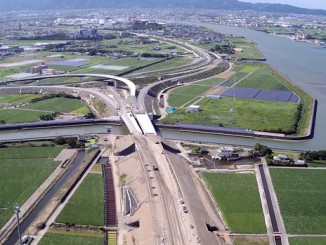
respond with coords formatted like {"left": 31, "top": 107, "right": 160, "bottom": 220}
{"left": 300, "top": 150, "right": 326, "bottom": 161}
{"left": 53, "top": 136, "right": 84, "bottom": 149}
{"left": 210, "top": 44, "right": 234, "bottom": 54}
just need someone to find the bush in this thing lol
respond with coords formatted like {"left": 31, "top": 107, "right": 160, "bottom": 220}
{"left": 254, "top": 143, "right": 273, "bottom": 156}
{"left": 39, "top": 113, "right": 55, "bottom": 121}
{"left": 53, "top": 136, "right": 67, "bottom": 145}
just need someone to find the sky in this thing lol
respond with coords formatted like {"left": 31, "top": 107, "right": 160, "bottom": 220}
{"left": 243, "top": 0, "right": 326, "bottom": 10}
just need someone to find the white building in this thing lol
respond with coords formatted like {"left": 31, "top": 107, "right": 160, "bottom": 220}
{"left": 296, "top": 160, "right": 306, "bottom": 165}
{"left": 187, "top": 105, "right": 200, "bottom": 113}
{"left": 213, "top": 147, "right": 235, "bottom": 159}
{"left": 273, "top": 154, "right": 290, "bottom": 163}
{"left": 42, "top": 69, "right": 56, "bottom": 76}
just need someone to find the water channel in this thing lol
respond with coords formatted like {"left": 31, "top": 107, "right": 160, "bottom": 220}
{"left": 5, "top": 151, "right": 86, "bottom": 245}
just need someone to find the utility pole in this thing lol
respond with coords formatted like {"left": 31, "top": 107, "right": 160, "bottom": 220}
{"left": 14, "top": 203, "right": 23, "bottom": 245}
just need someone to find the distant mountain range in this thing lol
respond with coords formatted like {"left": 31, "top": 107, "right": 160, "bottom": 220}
{"left": 1, "top": 0, "right": 326, "bottom": 16}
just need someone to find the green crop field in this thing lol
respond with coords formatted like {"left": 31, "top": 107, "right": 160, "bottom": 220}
{"left": 24, "top": 97, "right": 89, "bottom": 113}
{"left": 0, "top": 97, "right": 89, "bottom": 123}
{"left": 228, "top": 37, "right": 265, "bottom": 60}
{"left": 0, "top": 65, "right": 34, "bottom": 80}
{"left": 236, "top": 66, "right": 289, "bottom": 91}
{"left": 168, "top": 84, "right": 209, "bottom": 107}
{"left": 56, "top": 173, "right": 104, "bottom": 226}
{"left": 0, "top": 94, "right": 43, "bottom": 106}
{"left": 202, "top": 173, "right": 265, "bottom": 234}
{"left": 270, "top": 169, "right": 326, "bottom": 234}
{"left": 0, "top": 146, "right": 62, "bottom": 228}
{"left": 168, "top": 77, "right": 224, "bottom": 107}
{"left": 163, "top": 97, "right": 297, "bottom": 132}
{"left": 134, "top": 57, "right": 192, "bottom": 73}
{"left": 289, "top": 237, "right": 326, "bottom": 245}
{"left": 0, "top": 109, "right": 46, "bottom": 123}
{"left": 39, "top": 231, "right": 103, "bottom": 245}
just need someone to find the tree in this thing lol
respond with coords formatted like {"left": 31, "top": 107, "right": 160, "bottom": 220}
{"left": 84, "top": 112, "right": 96, "bottom": 119}
{"left": 254, "top": 143, "right": 273, "bottom": 156}
{"left": 39, "top": 114, "right": 55, "bottom": 121}
{"left": 67, "top": 137, "right": 77, "bottom": 148}
{"left": 0, "top": 120, "right": 5, "bottom": 124}
{"left": 53, "top": 136, "right": 67, "bottom": 145}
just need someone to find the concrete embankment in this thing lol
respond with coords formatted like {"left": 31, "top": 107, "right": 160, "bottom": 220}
{"left": 0, "top": 119, "right": 121, "bottom": 132}
{"left": 155, "top": 99, "right": 317, "bottom": 142}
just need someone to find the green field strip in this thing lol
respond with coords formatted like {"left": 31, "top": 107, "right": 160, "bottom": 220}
{"left": 270, "top": 169, "right": 326, "bottom": 234}
{"left": 202, "top": 173, "right": 266, "bottom": 234}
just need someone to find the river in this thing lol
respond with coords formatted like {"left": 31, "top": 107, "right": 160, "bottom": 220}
{"left": 161, "top": 22, "right": 326, "bottom": 151}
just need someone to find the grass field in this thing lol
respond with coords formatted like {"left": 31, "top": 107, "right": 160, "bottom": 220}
{"left": 133, "top": 57, "right": 192, "bottom": 73}
{"left": 0, "top": 109, "right": 45, "bottom": 123}
{"left": 56, "top": 173, "right": 104, "bottom": 226}
{"left": 0, "top": 97, "right": 89, "bottom": 123}
{"left": 168, "top": 77, "right": 224, "bottom": 107}
{"left": 168, "top": 85, "right": 209, "bottom": 107}
{"left": 202, "top": 173, "right": 266, "bottom": 234}
{"left": 24, "top": 97, "right": 89, "bottom": 113}
{"left": 270, "top": 169, "right": 326, "bottom": 234}
{"left": 236, "top": 66, "right": 289, "bottom": 91}
{"left": 39, "top": 231, "right": 103, "bottom": 245}
{"left": 228, "top": 37, "right": 265, "bottom": 60}
{"left": 0, "top": 146, "right": 62, "bottom": 228}
{"left": 289, "top": 237, "right": 326, "bottom": 245}
{"left": 0, "top": 94, "right": 43, "bottom": 106}
{"left": 163, "top": 97, "right": 297, "bottom": 132}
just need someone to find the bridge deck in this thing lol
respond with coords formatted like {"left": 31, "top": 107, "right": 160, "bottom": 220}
{"left": 135, "top": 113, "right": 156, "bottom": 135}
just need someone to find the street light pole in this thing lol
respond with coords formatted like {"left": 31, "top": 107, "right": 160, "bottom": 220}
{"left": 14, "top": 203, "right": 23, "bottom": 245}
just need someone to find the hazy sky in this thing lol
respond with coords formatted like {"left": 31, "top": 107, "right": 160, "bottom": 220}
{"left": 243, "top": 0, "right": 326, "bottom": 10}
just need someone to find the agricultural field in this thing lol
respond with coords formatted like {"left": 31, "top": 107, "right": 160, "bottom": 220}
{"left": 0, "top": 94, "right": 43, "bottom": 106}
{"left": 133, "top": 57, "right": 192, "bottom": 73}
{"left": 202, "top": 173, "right": 266, "bottom": 234}
{"left": 39, "top": 231, "right": 103, "bottom": 245}
{"left": 0, "top": 97, "right": 90, "bottom": 124}
{"left": 168, "top": 77, "right": 225, "bottom": 107}
{"left": 236, "top": 66, "right": 289, "bottom": 91}
{"left": 24, "top": 97, "right": 89, "bottom": 114}
{"left": 0, "top": 109, "right": 47, "bottom": 124}
{"left": 0, "top": 146, "right": 63, "bottom": 228}
{"left": 163, "top": 97, "right": 298, "bottom": 132}
{"left": 270, "top": 169, "right": 326, "bottom": 234}
{"left": 288, "top": 237, "right": 326, "bottom": 245}
{"left": 101, "top": 37, "right": 185, "bottom": 54}
{"left": 222, "top": 64, "right": 289, "bottom": 91}
{"left": 227, "top": 37, "right": 265, "bottom": 60}
{"left": 56, "top": 173, "right": 104, "bottom": 227}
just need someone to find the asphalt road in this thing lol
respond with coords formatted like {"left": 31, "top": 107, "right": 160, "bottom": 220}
{"left": 165, "top": 151, "right": 226, "bottom": 245}
{"left": 258, "top": 164, "right": 280, "bottom": 233}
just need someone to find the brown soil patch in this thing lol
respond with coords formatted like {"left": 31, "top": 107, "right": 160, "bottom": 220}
{"left": 205, "top": 86, "right": 228, "bottom": 95}
{"left": 216, "top": 71, "right": 235, "bottom": 79}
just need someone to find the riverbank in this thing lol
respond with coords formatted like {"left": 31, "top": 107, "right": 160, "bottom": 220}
{"left": 0, "top": 118, "right": 121, "bottom": 132}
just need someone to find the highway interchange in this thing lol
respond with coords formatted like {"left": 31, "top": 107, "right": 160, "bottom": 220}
{"left": 0, "top": 36, "right": 290, "bottom": 245}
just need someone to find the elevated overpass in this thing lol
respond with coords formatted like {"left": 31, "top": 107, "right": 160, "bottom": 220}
{"left": 4, "top": 73, "right": 136, "bottom": 96}
{"left": 2, "top": 74, "right": 156, "bottom": 135}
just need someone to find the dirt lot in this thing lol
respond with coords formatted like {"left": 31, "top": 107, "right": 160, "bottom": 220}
{"left": 216, "top": 71, "right": 235, "bottom": 79}
{"left": 205, "top": 86, "right": 228, "bottom": 95}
